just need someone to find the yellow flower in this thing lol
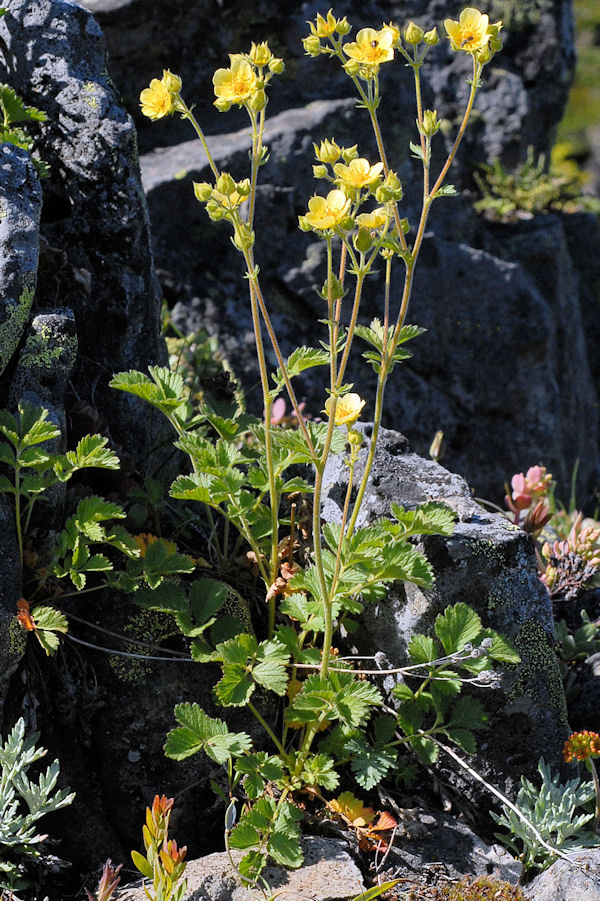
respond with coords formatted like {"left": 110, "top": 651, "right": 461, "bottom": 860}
{"left": 343, "top": 27, "right": 395, "bottom": 69}
{"left": 324, "top": 393, "right": 366, "bottom": 425}
{"left": 314, "top": 138, "right": 342, "bottom": 165}
{"left": 355, "top": 206, "right": 387, "bottom": 229}
{"left": 444, "top": 7, "right": 491, "bottom": 54}
{"left": 381, "top": 22, "right": 401, "bottom": 45}
{"left": 334, "top": 157, "right": 384, "bottom": 189}
{"left": 140, "top": 78, "right": 176, "bottom": 120}
{"left": 304, "top": 189, "right": 351, "bottom": 230}
{"left": 161, "top": 69, "right": 182, "bottom": 94}
{"left": 310, "top": 9, "right": 338, "bottom": 37}
{"left": 213, "top": 58, "right": 257, "bottom": 105}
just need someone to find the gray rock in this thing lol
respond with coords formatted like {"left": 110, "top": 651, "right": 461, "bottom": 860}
{"left": 384, "top": 808, "right": 522, "bottom": 884}
{"left": 0, "top": 145, "right": 41, "bottom": 382}
{"left": 0, "top": 500, "right": 25, "bottom": 732}
{"left": 117, "top": 836, "right": 365, "bottom": 901}
{"left": 0, "top": 0, "right": 166, "bottom": 457}
{"left": 524, "top": 850, "right": 600, "bottom": 900}
{"left": 322, "top": 426, "right": 570, "bottom": 803}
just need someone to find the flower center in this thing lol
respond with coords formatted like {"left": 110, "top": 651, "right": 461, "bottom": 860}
{"left": 233, "top": 74, "right": 252, "bottom": 95}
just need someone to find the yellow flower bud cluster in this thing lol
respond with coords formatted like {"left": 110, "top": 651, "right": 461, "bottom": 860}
{"left": 212, "top": 42, "right": 284, "bottom": 112}
{"left": 193, "top": 172, "right": 253, "bottom": 246}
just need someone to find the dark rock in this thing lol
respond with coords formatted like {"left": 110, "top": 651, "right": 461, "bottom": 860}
{"left": 0, "top": 0, "right": 167, "bottom": 458}
{"left": 0, "top": 501, "right": 25, "bottom": 732}
{"left": 322, "top": 426, "right": 570, "bottom": 804}
{"left": 0, "top": 145, "right": 41, "bottom": 389}
{"left": 524, "top": 849, "right": 600, "bottom": 900}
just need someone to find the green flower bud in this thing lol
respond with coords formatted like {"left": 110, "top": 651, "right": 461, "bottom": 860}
{"left": 423, "top": 27, "right": 439, "bottom": 45}
{"left": 314, "top": 138, "right": 342, "bottom": 164}
{"left": 214, "top": 98, "right": 231, "bottom": 112}
{"left": 343, "top": 59, "right": 360, "bottom": 77}
{"left": 268, "top": 57, "right": 285, "bottom": 74}
{"left": 313, "top": 164, "right": 328, "bottom": 179}
{"left": 206, "top": 201, "right": 224, "bottom": 220}
{"left": 249, "top": 41, "right": 272, "bottom": 66}
{"left": 193, "top": 181, "right": 213, "bottom": 202}
{"left": 216, "top": 172, "right": 236, "bottom": 195}
{"left": 421, "top": 109, "right": 440, "bottom": 138}
{"left": 248, "top": 89, "right": 267, "bottom": 112}
{"left": 236, "top": 177, "right": 251, "bottom": 196}
{"left": 347, "top": 428, "right": 364, "bottom": 446}
{"left": 303, "top": 35, "right": 321, "bottom": 56}
{"left": 341, "top": 144, "right": 359, "bottom": 163}
{"left": 400, "top": 217, "right": 410, "bottom": 234}
{"left": 405, "top": 21, "right": 424, "bottom": 45}
{"left": 161, "top": 69, "right": 182, "bottom": 93}
{"left": 298, "top": 215, "right": 311, "bottom": 232}
{"left": 476, "top": 45, "right": 493, "bottom": 65}
{"left": 336, "top": 16, "right": 351, "bottom": 35}
{"left": 339, "top": 215, "right": 355, "bottom": 231}
{"left": 354, "top": 227, "right": 374, "bottom": 253}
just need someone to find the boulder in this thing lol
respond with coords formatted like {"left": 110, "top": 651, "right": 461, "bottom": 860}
{"left": 116, "top": 836, "right": 365, "bottom": 901}
{"left": 322, "top": 426, "right": 570, "bottom": 804}
{"left": 524, "top": 850, "right": 600, "bottom": 900}
{"left": 0, "top": 0, "right": 167, "bottom": 457}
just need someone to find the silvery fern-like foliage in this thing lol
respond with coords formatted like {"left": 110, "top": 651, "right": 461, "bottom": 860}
{"left": 0, "top": 718, "right": 75, "bottom": 890}
{"left": 492, "top": 757, "right": 597, "bottom": 871}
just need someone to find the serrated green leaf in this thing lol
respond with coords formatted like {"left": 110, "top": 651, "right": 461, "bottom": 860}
{"left": 60, "top": 434, "right": 120, "bottom": 472}
{"left": 164, "top": 703, "right": 252, "bottom": 763}
{"left": 0, "top": 84, "right": 46, "bottom": 125}
{"left": 435, "top": 603, "right": 483, "bottom": 655}
{"left": 409, "top": 735, "right": 438, "bottom": 765}
{"left": 408, "top": 634, "right": 438, "bottom": 664}
{"left": 390, "top": 501, "right": 457, "bottom": 538}
{"left": 448, "top": 696, "right": 488, "bottom": 731}
{"left": 215, "top": 665, "right": 255, "bottom": 706}
{"left": 444, "top": 727, "right": 476, "bottom": 754}
{"left": 274, "top": 346, "right": 329, "bottom": 387}
{"left": 301, "top": 753, "right": 340, "bottom": 791}
{"left": 31, "top": 606, "right": 68, "bottom": 634}
{"left": 345, "top": 734, "right": 397, "bottom": 790}
{"left": 110, "top": 367, "right": 187, "bottom": 413}
{"left": 133, "top": 581, "right": 188, "bottom": 613}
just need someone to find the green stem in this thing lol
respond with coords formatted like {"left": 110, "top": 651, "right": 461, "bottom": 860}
{"left": 248, "top": 701, "right": 288, "bottom": 758}
{"left": 430, "top": 58, "right": 480, "bottom": 197}
{"left": 330, "top": 442, "right": 357, "bottom": 599}
{"left": 368, "top": 105, "right": 408, "bottom": 252}
{"left": 589, "top": 758, "right": 600, "bottom": 833}
{"left": 175, "top": 96, "right": 220, "bottom": 181}
{"left": 14, "top": 464, "right": 23, "bottom": 568}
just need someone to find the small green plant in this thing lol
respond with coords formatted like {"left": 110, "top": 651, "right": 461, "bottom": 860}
{"left": 492, "top": 757, "right": 597, "bottom": 871}
{"left": 554, "top": 610, "right": 600, "bottom": 667}
{"left": 0, "top": 80, "right": 49, "bottom": 177}
{"left": 473, "top": 145, "right": 600, "bottom": 220}
{"left": 131, "top": 795, "right": 187, "bottom": 901}
{"left": 85, "top": 859, "right": 122, "bottom": 901}
{"left": 0, "top": 718, "right": 75, "bottom": 892}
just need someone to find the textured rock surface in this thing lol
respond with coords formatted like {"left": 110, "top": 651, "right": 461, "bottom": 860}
{"left": 0, "top": 502, "right": 25, "bottom": 732}
{"left": 0, "top": 145, "right": 41, "bottom": 385}
{"left": 322, "top": 426, "right": 570, "bottom": 803}
{"left": 0, "top": 0, "right": 166, "bottom": 455}
{"left": 116, "top": 837, "right": 365, "bottom": 901}
{"left": 524, "top": 850, "right": 600, "bottom": 900}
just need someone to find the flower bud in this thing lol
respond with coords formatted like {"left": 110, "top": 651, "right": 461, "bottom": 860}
{"left": 193, "top": 181, "right": 213, "bottom": 202}
{"left": 313, "top": 164, "right": 328, "bottom": 179}
{"left": 343, "top": 59, "right": 360, "bottom": 77}
{"left": 269, "top": 57, "right": 285, "bottom": 74}
{"left": 336, "top": 16, "right": 351, "bottom": 35}
{"left": 216, "top": 172, "right": 236, "bottom": 195}
{"left": 161, "top": 69, "right": 182, "bottom": 93}
{"left": 314, "top": 138, "right": 342, "bottom": 164}
{"left": 404, "top": 21, "right": 424, "bottom": 45}
{"left": 339, "top": 215, "right": 355, "bottom": 231}
{"left": 476, "top": 45, "right": 493, "bottom": 65}
{"left": 214, "top": 98, "right": 231, "bottom": 112}
{"left": 382, "top": 22, "right": 401, "bottom": 45}
{"left": 206, "top": 201, "right": 224, "bottom": 221}
{"left": 298, "top": 215, "right": 311, "bottom": 232}
{"left": 341, "top": 144, "right": 358, "bottom": 163}
{"left": 354, "top": 227, "right": 374, "bottom": 253}
{"left": 421, "top": 109, "right": 441, "bottom": 138}
{"left": 400, "top": 217, "right": 410, "bottom": 234}
{"left": 423, "top": 27, "right": 439, "bottom": 45}
{"left": 249, "top": 41, "right": 272, "bottom": 66}
{"left": 236, "top": 177, "right": 251, "bottom": 196}
{"left": 347, "top": 428, "right": 364, "bottom": 446}
{"left": 248, "top": 89, "right": 267, "bottom": 112}
{"left": 303, "top": 35, "right": 322, "bottom": 56}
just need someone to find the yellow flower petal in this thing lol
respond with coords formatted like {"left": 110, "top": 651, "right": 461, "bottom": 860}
{"left": 324, "top": 393, "right": 366, "bottom": 425}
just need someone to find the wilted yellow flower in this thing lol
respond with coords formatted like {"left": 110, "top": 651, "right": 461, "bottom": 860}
{"left": 303, "top": 189, "right": 351, "bottom": 230}
{"left": 334, "top": 157, "right": 384, "bottom": 189}
{"left": 381, "top": 22, "right": 401, "bottom": 45}
{"left": 355, "top": 207, "right": 387, "bottom": 229}
{"left": 324, "top": 393, "right": 366, "bottom": 425}
{"left": 444, "top": 7, "right": 491, "bottom": 54}
{"left": 343, "top": 27, "right": 395, "bottom": 69}
{"left": 140, "top": 78, "right": 176, "bottom": 120}
{"left": 310, "top": 9, "right": 338, "bottom": 37}
{"left": 213, "top": 58, "right": 257, "bottom": 105}
{"left": 249, "top": 41, "right": 272, "bottom": 66}
{"left": 161, "top": 69, "right": 182, "bottom": 94}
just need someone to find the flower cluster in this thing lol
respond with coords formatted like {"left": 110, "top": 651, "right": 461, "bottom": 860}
{"left": 563, "top": 730, "right": 600, "bottom": 762}
{"left": 444, "top": 7, "right": 503, "bottom": 63}
{"left": 139, "top": 69, "right": 182, "bottom": 121}
{"left": 540, "top": 512, "right": 600, "bottom": 595}
{"left": 213, "top": 42, "right": 283, "bottom": 112}
{"left": 505, "top": 465, "right": 553, "bottom": 534}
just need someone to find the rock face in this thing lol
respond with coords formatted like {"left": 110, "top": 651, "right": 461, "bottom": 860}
{"left": 322, "top": 426, "right": 570, "bottom": 804}
{"left": 72, "top": 0, "right": 600, "bottom": 502}
{"left": 116, "top": 837, "right": 366, "bottom": 901}
{"left": 0, "top": 0, "right": 166, "bottom": 455}
{"left": 524, "top": 850, "right": 600, "bottom": 900}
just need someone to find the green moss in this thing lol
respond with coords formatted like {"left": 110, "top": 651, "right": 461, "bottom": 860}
{"left": 0, "top": 614, "right": 27, "bottom": 675}
{"left": 0, "top": 283, "right": 34, "bottom": 376}
{"left": 438, "top": 874, "right": 526, "bottom": 900}
{"left": 18, "top": 328, "right": 77, "bottom": 377}
{"left": 109, "top": 608, "right": 178, "bottom": 683}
